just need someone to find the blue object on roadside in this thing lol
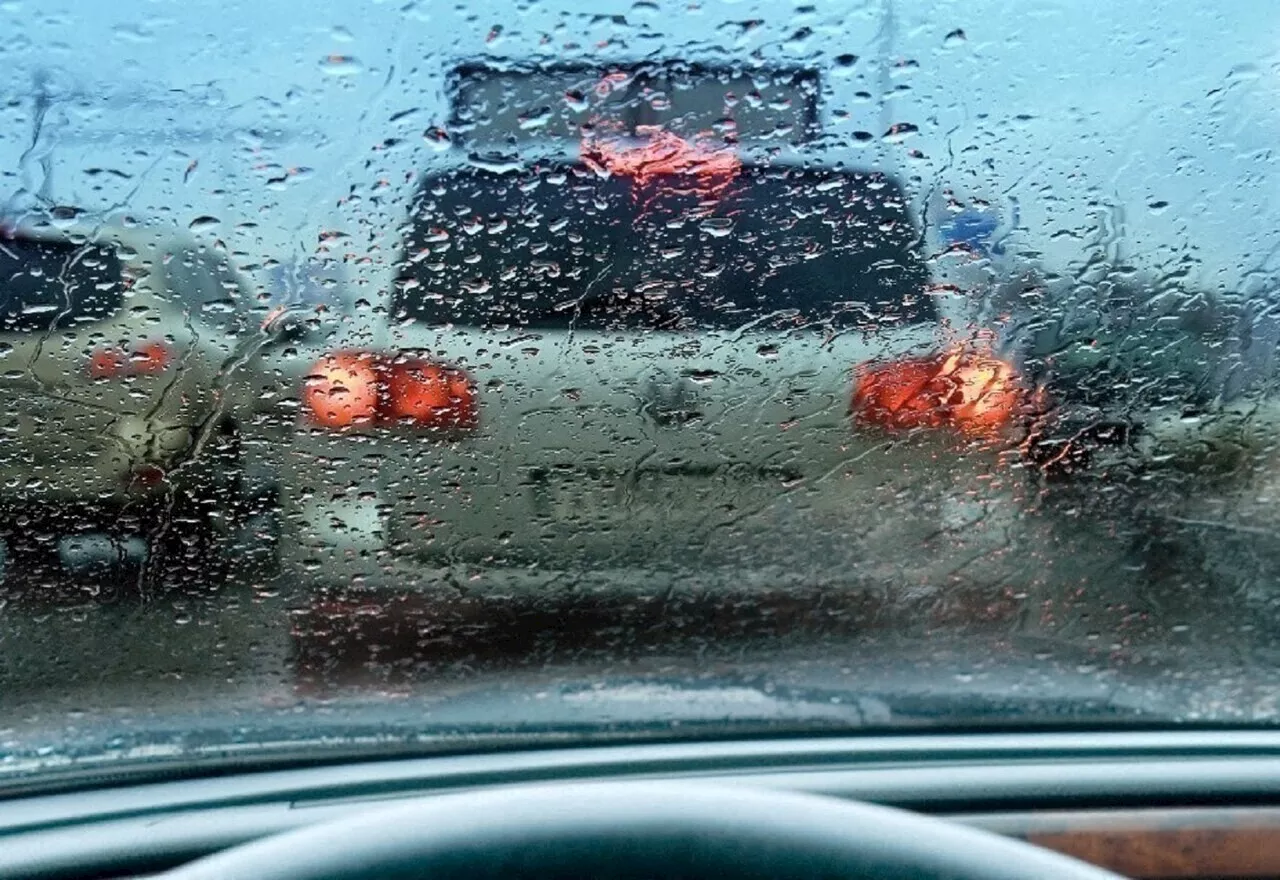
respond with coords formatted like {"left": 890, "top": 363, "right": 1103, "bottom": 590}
{"left": 941, "top": 209, "right": 1000, "bottom": 257}
{"left": 265, "top": 258, "right": 341, "bottom": 310}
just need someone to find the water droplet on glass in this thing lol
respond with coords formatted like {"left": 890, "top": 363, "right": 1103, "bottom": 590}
{"left": 832, "top": 54, "right": 858, "bottom": 78}
{"left": 517, "top": 106, "right": 552, "bottom": 131}
{"left": 700, "top": 217, "right": 734, "bottom": 238}
{"left": 423, "top": 127, "right": 451, "bottom": 151}
{"left": 883, "top": 123, "right": 919, "bottom": 143}
{"left": 320, "top": 54, "right": 363, "bottom": 76}
{"left": 49, "top": 205, "right": 84, "bottom": 229}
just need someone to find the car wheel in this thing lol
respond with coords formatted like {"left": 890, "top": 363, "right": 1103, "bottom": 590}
{"left": 139, "top": 420, "right": 277, "bottom": 595}
{"left": 224, "top": 486, "right": 282, "bottom": 581}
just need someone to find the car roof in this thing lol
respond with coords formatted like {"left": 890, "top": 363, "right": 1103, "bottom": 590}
{"left": 4, "top": 214, "right": 234, "bottom": 267}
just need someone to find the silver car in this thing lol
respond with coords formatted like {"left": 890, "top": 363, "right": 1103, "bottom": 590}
{"left": 256, "top": 61, "right": 1041, "bottom": 594}
{"left": 0, "top": 213, "right": 274, "bottom": 592}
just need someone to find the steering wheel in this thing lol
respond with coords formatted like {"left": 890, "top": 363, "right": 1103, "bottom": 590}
{"left": 165, "top": 780, "right": 1123, "bottom": 879}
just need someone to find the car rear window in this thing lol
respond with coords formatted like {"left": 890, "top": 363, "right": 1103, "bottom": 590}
{"left": 451, "top": 62, "right": 820, "bottom": 148}
{"left": 164, "top": 246, "right": 253, "bottom": 334}
{"left": 0, "top": 235, "right": 124, "bottom": 332}
{"left": 391, "top": 163, "right": 933, "bottom": 331}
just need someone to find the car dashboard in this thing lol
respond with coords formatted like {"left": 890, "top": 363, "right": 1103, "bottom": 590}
{"left": 3, "top": 731, "right": 1280, "bottom": 879}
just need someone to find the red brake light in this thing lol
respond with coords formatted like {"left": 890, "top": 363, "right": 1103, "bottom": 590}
{"left": 302, "top": 351, "right": 380, "bottom": 428}
{"left": 88, "top": 340, "right": 172, "bottom": 379}
{"left": 88, "top": 347, "right": 125, "bottom": 379}
{"left": 385, "top": 358, "right": 478, "bottom": 429}
{"left": 302, "top": 351, "right": 477, "bottom": 431}
{"left": 580, "top": 130, "right": 741, "bottom": 199}
{"left": 132, "top": 340, "right": 172, "bottom": 374}
{"left": 853, "top": 346, "right": 1027, "bottom": 438}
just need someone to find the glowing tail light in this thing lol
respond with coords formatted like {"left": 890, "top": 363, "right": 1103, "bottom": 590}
{"left": 88, "top": 339, "right": 173, "bottom": 379}
{"left": 853, "top": 346, "right": 1027, "bottom": 438}
{"left": 302, "top": 350, "right": 478, "bottom": 431}
{"left": 580, "top": 130, "right": 741, "bottom": 199}
{"left": 385, "top": 358, "right": 478, "bottom": 430}
{"left": 302, "top": 351, "right": 381, "bottom": 428}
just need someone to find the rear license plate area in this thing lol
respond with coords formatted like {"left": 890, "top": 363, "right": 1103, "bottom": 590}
{"left": 524, "top": 464, "right": 799, "bottom": 531}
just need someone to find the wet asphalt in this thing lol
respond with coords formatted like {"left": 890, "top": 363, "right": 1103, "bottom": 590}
{"left": 1, "top": 420, "right": 1280, "bottom": 746}
{"left": 2, "top": 486, "right": 1279, "bottom": 738}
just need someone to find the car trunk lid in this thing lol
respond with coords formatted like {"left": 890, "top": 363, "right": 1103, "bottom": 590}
{"left": 388, "top": 160, "right": 936, "bottom": 474}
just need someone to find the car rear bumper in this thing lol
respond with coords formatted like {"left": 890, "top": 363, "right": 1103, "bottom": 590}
{"left": 274, "top": 427, "right": 1028, "bottom": 591}
{"left": 0, "top": 494, "right": 192, "bottom": 592}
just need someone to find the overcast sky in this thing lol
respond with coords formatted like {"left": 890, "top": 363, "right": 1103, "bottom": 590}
{"left": 1, "top": 0, "right": 1277, "bottom": 293}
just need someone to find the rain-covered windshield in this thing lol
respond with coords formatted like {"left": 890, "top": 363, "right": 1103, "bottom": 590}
{"left": 4, "top": 0, "right": 1280, "bottom": 780}
{"left": 451, "top": 62, "right": 820, "bottom": 147}
{"left": 0, "top": 235, "right": 124, "bottom": 331}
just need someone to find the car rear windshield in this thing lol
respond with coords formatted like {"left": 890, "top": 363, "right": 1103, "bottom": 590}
{"left": 451, "top": 62, "right": 820, "bottom": 147}
{"left": 391, "top": 163, "right": 933, "bottom": 331}
{"left": 0, "top": 235, "right": 124, "bottom": 332}
{"left": 164, "top": 246, "right": 253, "bottom": 334}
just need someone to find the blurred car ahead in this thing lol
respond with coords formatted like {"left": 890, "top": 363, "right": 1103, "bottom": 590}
{"left": 923, "top": 200, "right": 1280, "bottom": 602}
{"left": 0, "top": 213, "right": 277, "bottom": 594}
{"left": 253, "top": 60, "right": 1049, "bottom": 594}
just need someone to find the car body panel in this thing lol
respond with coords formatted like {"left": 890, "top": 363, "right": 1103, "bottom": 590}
{"left": 252, "top": 61, "right": 1031, "bottom": 582}
{"left": 0, "top": 218, "right": 254, "bottom": 504}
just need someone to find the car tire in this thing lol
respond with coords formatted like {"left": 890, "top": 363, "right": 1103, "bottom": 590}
{"left": 139, "top": 420, "right": 280, "bottom": 595}
{"left": 223, "top": 486, "right": 282, "bottom": 581}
